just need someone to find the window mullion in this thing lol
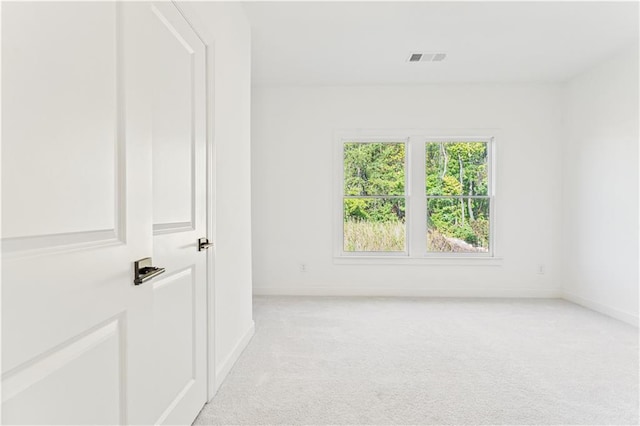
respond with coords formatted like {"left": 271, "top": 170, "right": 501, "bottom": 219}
{"left": 408, "top": 136, "right": 427, "bottom": 256}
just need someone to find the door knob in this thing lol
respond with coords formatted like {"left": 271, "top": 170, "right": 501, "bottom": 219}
{"left": 198, "top": 238, "right": 213, "bottom": 251}
{"left": 134, "top": 257, "right": 165, "bottom": 285}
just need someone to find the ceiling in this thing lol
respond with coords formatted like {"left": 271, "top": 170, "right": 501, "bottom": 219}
{"left": 242, "top": 1, "right": 639, "bottom": 87}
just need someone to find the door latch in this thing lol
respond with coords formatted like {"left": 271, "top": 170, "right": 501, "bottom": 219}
{"left": 198, "top": 238, "right": 213, "bottom": 251}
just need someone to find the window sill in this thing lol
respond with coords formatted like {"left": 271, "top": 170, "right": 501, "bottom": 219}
{"left": 333, "top": 256, "right": 504, "bottom": 266}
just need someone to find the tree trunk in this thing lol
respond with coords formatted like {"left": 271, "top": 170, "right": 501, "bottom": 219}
{"left": 440, "top": 143, "right": 448, "bottom": 179}
{"left": 468, "top": 180, "right": 475, "bottom": 221}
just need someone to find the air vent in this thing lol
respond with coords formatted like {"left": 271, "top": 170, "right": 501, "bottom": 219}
{"left": 407, "top": 52, "right": 447, "bottom": 63}
{"left": 432, "top": 53, "right": 447, "bottom": 62}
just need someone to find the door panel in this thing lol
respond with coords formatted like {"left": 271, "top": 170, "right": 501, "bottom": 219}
{"left": 149, "top": 3, "right": 208, "bottom": 425}
{"left": 2, "top": 2, "right": 118, "bottom": 240}
{"left": 2, "top": 318, "right": 125, "bottom": 425}
{"left": 151, "top": 4, "right": 195, "bottom": 229}
{"left": 153, "top": 269, "right": 196, "bottom": 413}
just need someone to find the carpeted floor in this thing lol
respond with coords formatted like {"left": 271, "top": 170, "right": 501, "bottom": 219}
{"left": 194, "top": 297, "right": 639, "bottom": 425}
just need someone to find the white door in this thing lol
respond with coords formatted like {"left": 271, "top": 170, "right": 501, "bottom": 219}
{"left": 1, "top": 2, "right": 208, "bottom": 425}
{"left": 148, "top": 3, "right": 208, "bottom": 425}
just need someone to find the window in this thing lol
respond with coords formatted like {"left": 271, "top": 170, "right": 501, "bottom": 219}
{"left": 337, "top": 133, "right": 494, "bottom": 259}
{"left": 343, "top": 141, "right": 407, "bottom": 253}
{"left": 425, "top": 141, "right": 490, "bottom": 254}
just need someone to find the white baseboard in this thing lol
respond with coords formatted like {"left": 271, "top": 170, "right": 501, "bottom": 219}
{"left": 211, "top": 321, "right": 255, "bottom": 398}
{"left": 562, "top": 292, "right": 639, "bottom": 327}
{"left": 253, "top": 286, "right": 562, "bottom": 298}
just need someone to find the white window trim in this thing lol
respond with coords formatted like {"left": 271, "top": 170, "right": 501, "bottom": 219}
{"left": 333, "top": 129, "right": 501, "bottom": 264}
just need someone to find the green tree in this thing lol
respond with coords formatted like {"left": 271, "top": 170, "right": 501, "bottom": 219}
{"left": 343, "top": 143, "right": 405, "bottom": 223}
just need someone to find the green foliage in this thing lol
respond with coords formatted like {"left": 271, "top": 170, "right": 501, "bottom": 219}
{"left": 343, "top": 198, "right": 369, "bottom": 221}
{"left": 343, "top": 198, "right": 405, "bottom": 223}
{"left": 344, "top": 143, "right": 405, "bottom": 196}
{"left": 342, "top": 141, "right": 490, "bottom": 253}
{"left": 442, "top": 175, "right": 462, "bottom": 195}
{"left": 343, "top": 142, "right": 406, "bottom": 223}
{"left": 425, "top": 142, "right": 488, "bottom": 196}
{"left": 427, "top": 197, "right": 490, "bottom": 251}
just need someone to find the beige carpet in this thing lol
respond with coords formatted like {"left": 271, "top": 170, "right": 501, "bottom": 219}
{"left": 194, "top": 297, "right": 638, "bottom": 425}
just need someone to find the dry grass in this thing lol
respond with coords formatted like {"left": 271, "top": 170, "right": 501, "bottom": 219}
{"left": 343, "top": 220, "right": 405, "bottom": 252}
{"left": 344, "top": 220, "right": 488, "bottom": 253}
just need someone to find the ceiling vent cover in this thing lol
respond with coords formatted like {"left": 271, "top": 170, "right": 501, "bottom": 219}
{"left": 408, "top": 52, "right": 447, "bottom": 62}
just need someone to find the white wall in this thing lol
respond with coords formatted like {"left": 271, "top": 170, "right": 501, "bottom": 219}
{"left": 561, "top": 45, "right": 639, "bottom": 326}
{"left": 252, "top": 84, "right": 564, "bottom": 297}
{"left": 179, "top": 2, "right": 254, "bottom": 396}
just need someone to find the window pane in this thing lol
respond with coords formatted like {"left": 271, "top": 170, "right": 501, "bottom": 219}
{"left": 426, "top": 142, "right": 488, "bottom": 196}
{"left": 344, "top": 198, "right": 405, "bottom": 252}
{"left": 427, "top": 197, "right": 490, "bottom": 253}
{"left": 344, "top": 142, "right": 405, "bottom": 196}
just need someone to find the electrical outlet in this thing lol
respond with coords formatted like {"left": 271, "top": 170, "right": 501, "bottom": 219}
{"left": 537, "top": 264, "right": 545, "bottom": 274}
{"left": 299, "top": 263, "right": 307, "bottom": 273}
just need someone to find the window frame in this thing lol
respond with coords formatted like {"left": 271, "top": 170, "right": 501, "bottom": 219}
{"left": 334, "top": 130, "right": 498, "bottom": 262}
